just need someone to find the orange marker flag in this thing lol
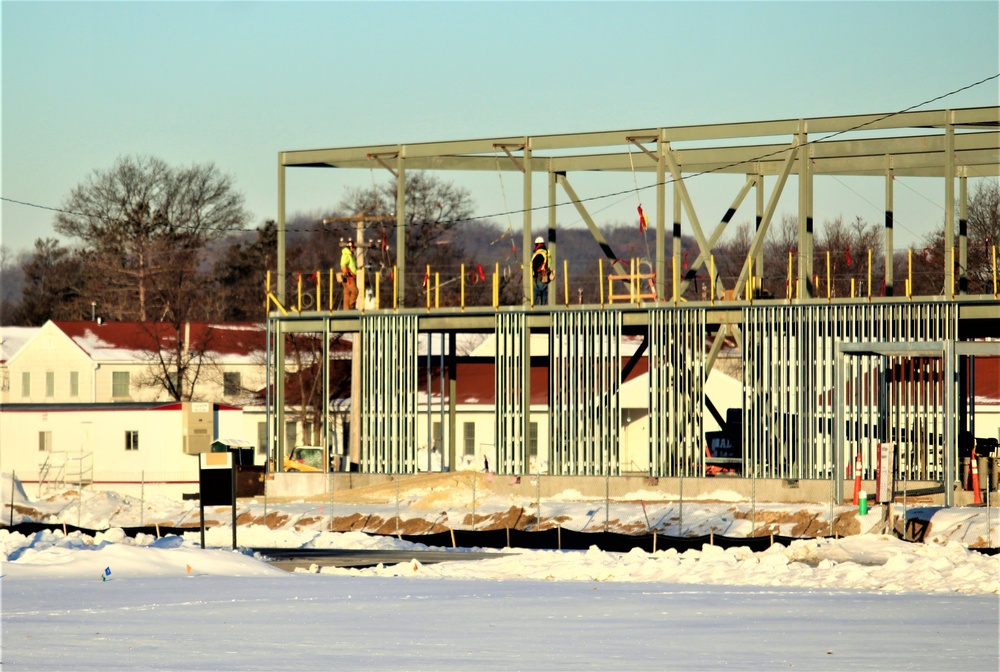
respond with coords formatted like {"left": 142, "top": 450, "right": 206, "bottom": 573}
{"left": 637, "top": 204, "right": 648, "bottom": 233}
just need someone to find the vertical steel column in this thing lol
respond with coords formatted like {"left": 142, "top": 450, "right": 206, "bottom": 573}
{"left": 656, "top": 129, "right": 667, "bottom": 301}
{"left": 885, "top": 156, "right": 895, "bottom": 296}
{"left": 944, "top": 112, "right": 956, "bottom": 295}
{"left": 523, "top": 142, "right": 533, "bottom": 308}
{"left": 959, "top": 170, "right": 968, "bottom": 294}
{"left": 359, "top": 314, "right": 418, "bottom": 473}
{"left": 277, "top": 162, "right": 286, "bottom": 306}
{"left": 755, "top": 173, "right": 764, "bottom": 289}
{"left": 548, "top": 170, "right": 557, "bottom": 305}
{"left": 496, "top": 313, "right": 527, "bottom": 474}
{"left": 672, "top": 182, "right": 681, "bottom": 301}
{"left": 834, "top": 345, "right": 845, "bottom": 503}
{"left": 944, "top": 339, "right": 956, "bottom": 506}
{"left": 395, "top": 151, "right": 407, "bottom": 305}
{"left": 797, "top": 122, "right": 813, "bottom": 298}
{"left": 649, "top": 308, "right": 705, "bottom": 477}
{"left": 273, "top": 320, "right": 287, "bottom": 469}
{"left": 323, "top": 320, "right": 331, "bottom": 463}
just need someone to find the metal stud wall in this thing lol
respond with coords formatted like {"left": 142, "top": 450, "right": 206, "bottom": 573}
{"left": 648, "top": 308, "right": 706, "bottom": 477}
{"left": 741, "top": 303, "right": 956, "bottom": 480}
{"left": 495, "top": 313, "right": 528, "bottom": 474}
{"left": 551, "top": 311, "right": 622, "bottom": 475}
{"left": 359, "top": 314, "right": 419, "bottom": 473}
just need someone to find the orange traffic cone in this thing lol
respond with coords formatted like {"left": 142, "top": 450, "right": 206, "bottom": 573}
{"left": 971, "top": 448, "right": 982, "bottom": 505}
{"left": 852, "top": 453, "right": 863, "bottom": 506}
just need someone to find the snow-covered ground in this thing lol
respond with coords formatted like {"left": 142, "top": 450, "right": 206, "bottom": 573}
{"left": 2, "top": 473, "right": 999, "bottom": 670}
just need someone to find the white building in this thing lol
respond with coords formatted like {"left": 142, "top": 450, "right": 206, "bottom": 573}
{"left": 1, "top": 320, "right": 269, "bottom": 406}
{"left": 0, "top": 401, "right": 245, "bottom": 499}
{"left": 0, "top": 321, "right": 335, "bottom": 488}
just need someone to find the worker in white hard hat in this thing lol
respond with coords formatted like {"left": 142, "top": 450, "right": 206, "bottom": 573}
{"left": 531, "top": 235, "right": 550, "bottom": 305}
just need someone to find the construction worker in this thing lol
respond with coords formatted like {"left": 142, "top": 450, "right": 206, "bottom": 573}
{"left": 341, "top": 240, "right": 358, "bottom": 309}
{"left": 531, "top": 236, "right": 550, "bottom": 305}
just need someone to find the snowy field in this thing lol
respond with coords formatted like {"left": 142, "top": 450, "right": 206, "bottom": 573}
{"left": 2, "top": 474, "right": 999, "bottom": 671}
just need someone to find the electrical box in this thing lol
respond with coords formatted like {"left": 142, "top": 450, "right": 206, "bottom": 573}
{"left": 182, "top": 401, "right": 214, "bottom": 455}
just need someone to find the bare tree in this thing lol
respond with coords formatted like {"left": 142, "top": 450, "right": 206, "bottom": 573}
{"left": 54, "top": 155, "right": 249, "bottom": 321}
{"left": 965, "top": 179, "right": 999, "bottom": 293}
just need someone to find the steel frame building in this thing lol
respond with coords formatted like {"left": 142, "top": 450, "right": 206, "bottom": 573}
{"left": 270, "top": 107, "right": 1000, "bottom": 505}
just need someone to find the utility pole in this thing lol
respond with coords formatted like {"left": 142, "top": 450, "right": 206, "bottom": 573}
{"left": 321, "top": 213, "right": 393, "bottom": 469}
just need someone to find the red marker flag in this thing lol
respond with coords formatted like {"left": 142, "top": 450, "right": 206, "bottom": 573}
{"left": 637, "top": 204, "right": 648, "bottom": 233}
{"left": 846, "top": 246, "right": 852, "bottom": 267}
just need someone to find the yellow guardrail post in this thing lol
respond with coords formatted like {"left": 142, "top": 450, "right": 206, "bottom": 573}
{"left": 393, "top": 266, "right": 398, "bottom": 310}
{"left": 426, "top": 265, "right": 431, "bottom": 310}
{"left": 329, "top": 269, "right": 335, "bottom": 311}
{"left": 826, "top": 250, "right": 831, "bottom": 301}
{"left": 563, "top": 259, "right": 569, "bottom": 306}
{"left": 671, "top": 257, "right": 677, "bottom": 305}
{"left": 599, "top": 258, "right": 605, "bottom": 306}
{"left": 314, "top": 271, "right": 322, "bottom": 310}
{"left": 907, "top": 248, "right": 913, "bottom": 299}
{"left": 786, "top": 252, "right": 793, "bottom": 301}
{"left": 435, "top": 272, "right": 440, "bottom": 309}
{"left": 493, "top": 263, "right": 499, "bottom": 309}
{"left": 265, "top": 270, "right": 289, "bottom": 316}
{"left": 949, "top": 246, "right": 955, "bottom": 298}
{"left": 710, "top": 255, "right": 716, "bottom": 306}
{"left": 296, "top": 271, "right": 303, "bottom": 313}
{"left": 359, "top": 268, "right": 366, "bottom": 314}
{"left": 375, "top": 270, "right": 380, "bottom": 310}
{"left": 993, "top": 245, "right": 998, "bottom": 298}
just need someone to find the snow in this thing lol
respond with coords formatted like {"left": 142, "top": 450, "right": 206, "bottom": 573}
{"left": 0, "top": 326, "right": 39, "bottom": 363}
{"left": 2, "top": 473, "right": 999, "bottom": 670}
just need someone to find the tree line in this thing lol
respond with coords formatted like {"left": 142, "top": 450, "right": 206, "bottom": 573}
{"left": 2, "top": 156, "right": 998, "bottom": 326}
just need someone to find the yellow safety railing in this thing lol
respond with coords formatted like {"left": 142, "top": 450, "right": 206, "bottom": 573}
{"left": 267, "top": 244, "right": 998, "bottom": 315}
{"left": 606, "top": 258, "right": 656, "bottom": 304}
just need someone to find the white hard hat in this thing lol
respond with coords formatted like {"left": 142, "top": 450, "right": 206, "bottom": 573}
{"left": 534, "top": 236, "right": 544, "bottom": 244}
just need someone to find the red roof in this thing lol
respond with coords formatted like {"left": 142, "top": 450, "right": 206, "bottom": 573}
{"left": 53, "top": 321, "right": 268, "bottom": 357}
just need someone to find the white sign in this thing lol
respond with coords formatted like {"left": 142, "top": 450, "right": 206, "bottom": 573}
{"left": 876, "top": 442, "right": 894, "bottom": 503}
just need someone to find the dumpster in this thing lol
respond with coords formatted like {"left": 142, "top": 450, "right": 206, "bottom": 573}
{"left": 210, "top": 438, "right": 264, "bottom": 497}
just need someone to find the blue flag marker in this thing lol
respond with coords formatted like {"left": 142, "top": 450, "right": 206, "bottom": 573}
{"left": 101, "top": 567, "right": 112, "bottom": 582}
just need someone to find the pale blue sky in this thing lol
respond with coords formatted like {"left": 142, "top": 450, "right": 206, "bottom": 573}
{"left": 3, "top": 1, "right": 998, "bottom": 256}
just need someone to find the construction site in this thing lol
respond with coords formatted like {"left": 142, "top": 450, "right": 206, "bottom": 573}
{"left": 263, "top": 105, "right": 1000, "bottom": 511}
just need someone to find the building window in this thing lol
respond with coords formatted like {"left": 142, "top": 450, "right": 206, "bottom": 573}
{"left": 21, "top": 372, "right": 30, "bottom": 397}
{"left": 70, "top": 371, "right": 79, "bottom": 397}
{"left": 257, "top": 422, "right": 268, "bottom": 455}
{"left": 45, "top": 372, "right": 55, "bottom": 397}
{"left": 125, "top": 431, "right": 139, "bottom": 451}
{"left": 432, "top": 422, "right": 443, "bottom": 450}
{"left": 39, "top": 431, "right": 52, "bottom": 452}
{"left": 463, "top": 422, "right": 476, "bottom": 456}
{"left": 224, "top": 372, "right": 241, "bottom": 396}
{"left": 112, "top": 371, "right": 130, "bottom": 397}
{"left": 528, "top": 422, "right": 539, "bottom": 458}
{"left": 167, "top": 370, "right": 179, "bottom": 393}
